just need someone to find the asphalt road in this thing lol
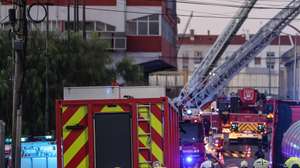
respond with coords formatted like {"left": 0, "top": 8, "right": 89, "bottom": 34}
{"left": 222, "top": 134, "right": 270, "bottom": 168}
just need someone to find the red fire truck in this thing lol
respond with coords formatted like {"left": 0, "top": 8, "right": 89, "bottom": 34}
{"left": 216, "top": 88, "right": 270, "bottom": 143}
{"left": 180, "top": 113, "right": 206, "bottom": 168}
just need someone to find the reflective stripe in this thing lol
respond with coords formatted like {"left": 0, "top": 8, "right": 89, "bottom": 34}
{"left": 77, "top": 155, "right": 89, "bottom": 168}
{"left": 63, "top": 106, "right": 87, "bottom": 140}
{"left": 64, "top": 128, "right": 88, "bottom": 167}
{"left": 100, "top": 105, "right": 125, "bottom": 112}
{"left": 139, "top": 154, "right": 151, "bottom": 168}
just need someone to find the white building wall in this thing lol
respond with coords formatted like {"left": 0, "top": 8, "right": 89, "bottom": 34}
{"left": 0, "top": 2, "right": 161, "bottom": 33}
{"left": 150, "top": 38, "right": 293, "bottom": 96}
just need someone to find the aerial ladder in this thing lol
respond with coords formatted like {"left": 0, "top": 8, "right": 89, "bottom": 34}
{"left": 176, "top": 0, "right": 300, "bottom": 109}
{"left": 175, "top": 0, "right": 257, "bottom": 106}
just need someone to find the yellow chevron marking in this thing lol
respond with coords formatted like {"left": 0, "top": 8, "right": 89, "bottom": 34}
{"left": 239, "top": 123, "right": 259, "bottom": 131}
{"left": 64, "top": 128, "right": 88, "bottom": 167}
{"left": 138, "top": 107, "right": 163, "bottom": 137}
{"left": 139, "top": 154, "right": 151, "bottom": 168}
{"left": 77, "top": 155, "right": 89, "bottom": 168}
{"left": 63, "top": 106, "right": 87, "bottom": 140}
{"left": 138, "top": 127, "right": 164, "bottom": 164}
{"left": 100, "top": 105, "right": 124, "bottom": 113}
{"left": 62, "top": 106, "right": 68, "bottom": 113}
{"left": 156, "top": 103, "right": 162, "bottom": 110}
{"left": 151, "top": 113, "right": 163, "bottom": 137}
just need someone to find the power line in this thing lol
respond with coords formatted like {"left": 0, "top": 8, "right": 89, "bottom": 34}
{"left": 164, "top": 0, "right": 295, "bottom": 10}
{"left": 80, "top": 6, "right": 300, "bottom": 21}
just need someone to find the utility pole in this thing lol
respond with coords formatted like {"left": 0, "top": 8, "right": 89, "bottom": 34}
{"left": 82, "top": 2, "right": 86, "bottom": 40}
{"left": 45, "top": 1, "right": 49, "bottom": 133}
{"left": 9, "top": 0, "right": 27, "bottom": 166}
{"left": 0, "top": 121, "right": 5, "bottom": 168}
{"left": 294, "top": 35, "right": 297, "bottom": 99}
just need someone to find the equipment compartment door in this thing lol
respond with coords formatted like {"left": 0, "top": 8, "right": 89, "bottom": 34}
{"left": 94, "top": 112, "right": 132, "bottom": 168}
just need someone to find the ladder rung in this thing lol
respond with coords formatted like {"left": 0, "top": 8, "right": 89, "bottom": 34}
{"left": 138, "top": 119, "right": 150, "bottom": 122}
{"left": 138, "top": 104, "right": 151, "bottom": 108}
{"left": 138, "top": 133, "right": 151, "bottom": 136}
{"left": 138, "top": 147, "right": 151, "bottom": 150}
{"left": 138, "top": 110, "right": 150, "bottom": 113}
{"left": 139, "top": 161, "right": 152, "bottom": 165}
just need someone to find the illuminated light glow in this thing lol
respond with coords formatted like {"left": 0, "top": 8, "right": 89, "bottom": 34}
{"left": 187, "top": 109, "right": 192, "bottom": 115}
{"left": 185, "top": 156, "right": 193, "bottom": 163}
{"left": 45, "top": 135, "right": 53, "bottom": 139}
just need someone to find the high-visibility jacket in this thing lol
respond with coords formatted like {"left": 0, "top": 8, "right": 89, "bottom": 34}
{"left": 200, "top": 160, "right": 213, "bottom": 168}
{"left": 241, "top": 160, "right": 248, "bottom": 167}
{"left": 285, "top": 157, "right": 300, "bottom": 168}
{"left": 253, "top": 158, "right": 269, "bottom": 168}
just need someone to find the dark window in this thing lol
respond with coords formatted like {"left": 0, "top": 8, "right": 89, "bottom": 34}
{"left": 115, "top": 38, "right": 126, "bottom": 49}
{"left": 138, "top": 22, "right": 148, "bottom": 35}
{"left": 96, "top": 22, "right": 105, "bottom": 31}
{"left": 149, "top": 22, "right": 159, "bottom": 35}
{"left": 266, "top": 51, "right": 275, "bottom": 57}
{"left": 255, "top": 57, "right": 261, "bottom": 65}
{"left": 126, "top": 21, "right": 137, "bottom": 35}
{"left": 84, "top": 22, "right": 94, "bottom": 31}
{"left": 182, "top": 57, "right": 189, "bottom": 69}
{"left": 106, "top": 24, "right": 116, "bottom": 32}
{"left": 149, "top": 14, "right": 159, "bottom": 21}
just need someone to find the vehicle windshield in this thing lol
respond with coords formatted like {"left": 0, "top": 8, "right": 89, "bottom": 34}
{"left": 180, "top": 122, "right": 203, "bottom": 144}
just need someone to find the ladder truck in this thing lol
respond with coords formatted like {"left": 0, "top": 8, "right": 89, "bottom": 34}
{"left": 175, "top": 0, "right": 300, "bottom": 111}
{"left": 178, "top": 1, "right": 258, "bottom": 167}
{"left": 176, "top": 0, "right": 258, "bottom": 108}
{"left": 176, "top": 1, "right": 300, "bottom": 166}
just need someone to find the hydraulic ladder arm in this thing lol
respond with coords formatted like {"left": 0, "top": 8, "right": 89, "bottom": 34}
{"left": 175, "top": 0, "right": 257, "bottom": 106}
{"left": 181, "top": 0, "right": 300, "bottom": 109}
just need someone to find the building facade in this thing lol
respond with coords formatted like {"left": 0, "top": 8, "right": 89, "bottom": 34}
{"left": 150, "top": 33, "right": 295, "bottom": 97}
{"left": 0, "top": 0, "right": 177, "bottom": 73}
{"left": 280, "top": 39, "right": 300, "bottom": 99}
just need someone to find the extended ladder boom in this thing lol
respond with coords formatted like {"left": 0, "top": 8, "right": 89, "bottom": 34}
{"left": 176, "top": 0, "right": 257, "bottom": 105}
{"left": 182, "top": 0, "right": 300, "bottom": 109}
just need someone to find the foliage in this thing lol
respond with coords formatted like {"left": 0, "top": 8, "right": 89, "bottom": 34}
{"left": 0, "top": 31, "right": 144, "bottom": 135}
{"left": 116, "top": 57, "right": 144, "bottom": 85}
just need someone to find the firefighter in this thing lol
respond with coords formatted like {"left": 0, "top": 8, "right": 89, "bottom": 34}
{"left": 285, "top": 157, "right": 300, "bottom": 168}
{"left": 240, "top": 159, "right": 248, "bottom": 168}
{"left": 253, "top": 150, "right": 269, "bottom": 168}
{"left": 200, "top": 155, "right": 214, "bottom": 168}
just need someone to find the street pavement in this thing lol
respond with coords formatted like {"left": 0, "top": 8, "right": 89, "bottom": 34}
{"left": 221, "top": 134, "right": 270, "bottom": 168}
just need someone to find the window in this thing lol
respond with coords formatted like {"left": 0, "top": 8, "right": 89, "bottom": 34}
{"left": 194, "top": 57, "right": 203, "bottom": 64}
{"left": 126, "top": 21, "right": 137, "bottom": 35}
{"left": 182, "top": 51, "right": 189, "bottom": 70}
{"left": 138, "top": 22, "right": 148, "bottom": 35}
{"left": 149, "top": 22, "right": 159, "bottom": 35}
{"left": 266, "top": 51, "right": 275, "bottom": 57}
{"left": 96, "top": 22, "right": 105, "bottom": 31}
{"left": 194, "top": 51, "right": 203, "bottom": 64}
{"left": 127, "top": 14, "right": 160, "bottom": 36}
{"left": 266, "top": 51, "right": 275, "bottom": 68}
{"left": 106, "top": 24, "right": 116, "bottom": 32}
{"left": 64, "top": 21, "right": 115, "bottom": 32}
{"left": 182, "top": 58, "right": 189, "bottom": 69}
{"left": 65, "top": 21, "right": 74, "bottom": 31}
{"left": 267, "top": 64, "right": 275, "bottom": 69}
{"left": 194, "top": 51, "right": 202, "bottom": 57}
{"left": 255, "top": 57, "right": 261, "bottom": 65}
{"left": 79, "top": 21, "right": 94, "bottom": 31}
{"left": 115, "top": 38, "right": 126, "bottom": 49}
